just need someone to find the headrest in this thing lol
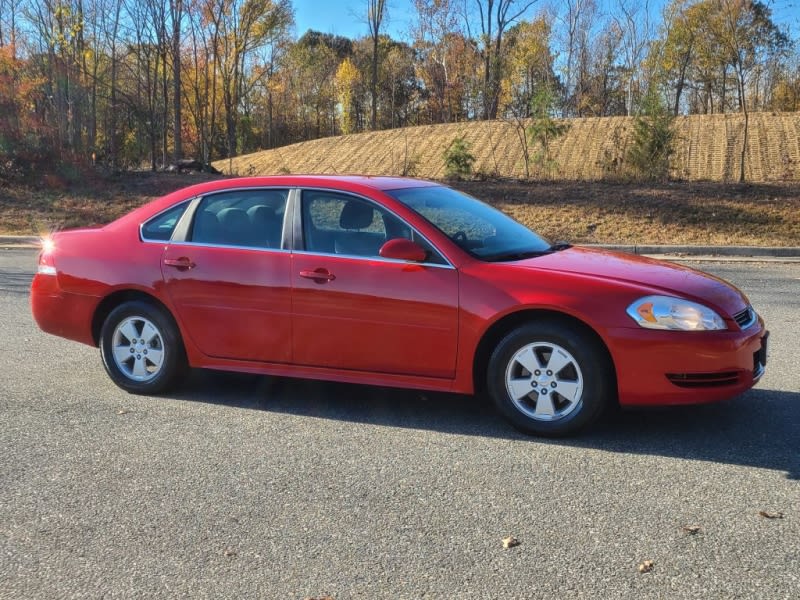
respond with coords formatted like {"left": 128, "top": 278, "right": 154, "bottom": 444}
{"left": 339, "top": 200, "right": 374, "bottom": 230}
{"left": 217, "top": 207, "right": 249, "bottom": 230}
{"left": 247, "top": 205, "right": 276, "bottom": 224}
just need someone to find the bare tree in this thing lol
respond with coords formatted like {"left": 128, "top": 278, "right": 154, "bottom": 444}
{"left": 0, "top": 0, "right": 23, "bottom": 58}
{"left": 556, "top": 0, "right": 596, "bottom": 117}
{"left": 170, "top": 0, "right": 184, "bottom": 163}
{"left": 123, "top": 0, "right": 166, "bottom": 169}
{"left": 716, "top": 0, "right": 789, "bottom": 181}
{"left": 104, "top": 0, "right": 124, "bottom": 167}
{"left": 613, "top": 0, "right": 654, "bottom": 115}
{"left": 470, "top": 0, "right": 539, "bottom": 120}
{"left": 184, "top": 3, "right": 220, "bottom": 164}
{"left": 366, "top": 0, "right": 386, "bottom": 130}
{"left": 412, "top": 0, "right": 461, "bottom": 123}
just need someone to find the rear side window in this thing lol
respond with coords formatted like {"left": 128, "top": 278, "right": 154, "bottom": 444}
{"left": 190, "top": 189, "right": 289, "bottom": 249}
{"left": 141, "top": 201, "right": 190, "bottom": 242}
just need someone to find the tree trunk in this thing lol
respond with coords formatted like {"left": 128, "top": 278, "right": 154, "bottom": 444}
{"left": 737, "top": 68, "right": 748, "bottom": 183}
{"left": 483, "top": 51, "right": 492, "bottom": 120}
{"left": 172, "top": 1, "right": 182, "bottom": 163}
{"left": 371, "top": 35, "right": 378, "bottom": 129}
{"left": 110, "top": 53, "right": 117, "bottom": 168}
{"left": 267, "top": 90, "right": 273, "bottom": 148}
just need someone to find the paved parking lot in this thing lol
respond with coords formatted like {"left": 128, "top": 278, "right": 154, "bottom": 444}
{"left": 1, "top": 248, "right": 798, "bottom": 598}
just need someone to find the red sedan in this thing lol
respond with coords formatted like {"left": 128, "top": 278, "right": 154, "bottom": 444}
{"left": 31, "top": 176, "right": 768, "bottom": 436}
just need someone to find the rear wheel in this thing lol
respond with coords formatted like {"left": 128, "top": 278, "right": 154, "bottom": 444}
{"left": 100, "top": 301, "right": 187, "bottom": 394}
{"left": 487, "top": 322, "right": 613, "bottom": 436}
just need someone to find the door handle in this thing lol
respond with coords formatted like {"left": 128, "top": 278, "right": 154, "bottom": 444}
{"left": 299, "top": 268, "right": 336, "bottom": 283}
{"left": 164, "top": 257, "right": 196, "bottom": 270}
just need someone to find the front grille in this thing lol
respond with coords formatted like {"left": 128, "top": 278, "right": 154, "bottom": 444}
{"left": 666, "top": 372, "right": 741, "bottom": 388}
{"left": 733, "top": 307, "right": 756, "bottom": 330}
{"left": 753, "top": 331, "right": 768, "bottom": 379}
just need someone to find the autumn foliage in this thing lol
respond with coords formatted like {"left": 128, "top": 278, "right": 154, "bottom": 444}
{"left": 0, "top": 0, "right": 797, "bottom": 180}
{"left": 0, "top": 46, "right": 53, "bottom": 177}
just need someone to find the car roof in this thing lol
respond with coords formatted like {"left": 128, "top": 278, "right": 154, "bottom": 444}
{"left": 174, "top": 175, "right": 437, "bottom": 197}
{"left": 106, "top": 175, "right": 441, "bottom": 231}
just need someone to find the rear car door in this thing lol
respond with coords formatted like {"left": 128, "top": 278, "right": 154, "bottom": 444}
{"left": 160, "top": 188, "right": 292, "bottom": 363}
{"left": 291, "top": 190, "right": 459, "bottom": 379}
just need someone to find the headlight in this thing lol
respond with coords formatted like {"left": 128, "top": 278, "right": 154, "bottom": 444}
{"left": 626, "top": 295, "right": 727, "bottom": 331}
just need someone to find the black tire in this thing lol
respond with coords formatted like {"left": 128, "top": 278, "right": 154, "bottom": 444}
{"left": 487, "top": 321, "right": 614, "bottom": 437}
{"left": 100, "top": 300, "right": 187, "bottom": 394}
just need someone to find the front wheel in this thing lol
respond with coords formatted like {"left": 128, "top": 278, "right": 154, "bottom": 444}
{"left": 487, "top": 322, "right": 614, "bottom": 436}
{"left": 100, "top": 300, "right": 187, "bottom": 394}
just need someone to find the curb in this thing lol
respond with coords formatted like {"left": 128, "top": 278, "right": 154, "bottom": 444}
{"left": 0, "top": 236, "right": 39, "bottom": 248}
{"left": 590, "top": 244, "right": 800, "bottom": 258}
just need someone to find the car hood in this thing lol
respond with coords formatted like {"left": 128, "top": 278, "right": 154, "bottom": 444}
{"left": 510, "top": 246, "right": 749, "bottom": 316}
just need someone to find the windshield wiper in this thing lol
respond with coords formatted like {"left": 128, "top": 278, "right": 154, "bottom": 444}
{"left": 549, "top": 241, "right": 572, "bottom": 251}
{"left": 484, "top": 242, "right": 572, "bottom": 262}
{"left": 483, "top": 249, "right": 550, "bottom": 262}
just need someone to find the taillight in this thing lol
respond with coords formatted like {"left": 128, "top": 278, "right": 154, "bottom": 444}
{"left": 37, "top": 238, "right": 57, "bottom": 275}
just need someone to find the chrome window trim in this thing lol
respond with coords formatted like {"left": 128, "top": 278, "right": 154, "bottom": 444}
{"left": 165, "top": 240, "right": 292, "bottom": 254}
{"left": 291, "top": 249, "right": 456, "bottom": 269}
{"left": 297, "top": 186, "right": 454, "bottom": 268}
{"left": 140, "top": 199, "right": 193, "bottom": 243}
{"left": 140, "top": 185, "right": 456, "bottom": 270}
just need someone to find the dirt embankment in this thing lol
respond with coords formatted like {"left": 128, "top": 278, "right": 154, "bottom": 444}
{"left": 214, "top": 112, "right": 800, "bottom": 183}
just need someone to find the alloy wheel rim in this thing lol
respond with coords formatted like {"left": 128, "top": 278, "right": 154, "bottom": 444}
{"left": 504, "top": 342, "right": 584, "bottom": 421}
{"left": 111, "top": 316, "right": 165, "bottom": 382}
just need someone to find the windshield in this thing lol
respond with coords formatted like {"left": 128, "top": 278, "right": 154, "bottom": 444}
{"left": 387, "top": 186, "right": 553, "bottom": 261}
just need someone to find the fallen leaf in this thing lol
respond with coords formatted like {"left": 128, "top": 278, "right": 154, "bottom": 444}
{"left": 638, "top": 560, "right": 654, "bottom": 573}
{"left": 682, "top": 525, "right": 701, "bottom": 535}
{"left": 502, "top": 536, "right": 520, "bottom": 549}
{"left": 223, "top": 547, "right": 237, "bottom": 557}
{"left": 758, "top": 511, "right": 784, "bottom": 519}
{"left": 116, "top": 409, "right": 128, "bottom": 415}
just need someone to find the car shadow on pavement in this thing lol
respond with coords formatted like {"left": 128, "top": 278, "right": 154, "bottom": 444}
{"left": 583, "top": 388, "right": 800, "bottom": 480}
{"left": 171, "top": 370, "right": 800, "bottom": 480}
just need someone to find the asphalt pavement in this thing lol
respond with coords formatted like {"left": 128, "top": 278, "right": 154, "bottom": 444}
{"left": 1, "top": 248, "right": 798, "bottom": 599}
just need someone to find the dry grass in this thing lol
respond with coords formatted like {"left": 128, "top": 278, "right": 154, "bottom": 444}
{"left": 0, "top": 171, "right": 219, "bottom": 236}
{"left": 214, "top": 112, "right": 800, "bottom": 183}
{"left": 1, "top": 172, "right": 798, "bottom": 247}
{"left": 453, "top": 180, "right": 800, "bottom": 246}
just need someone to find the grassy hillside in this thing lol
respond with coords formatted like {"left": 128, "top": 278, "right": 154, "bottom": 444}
{"left": 214, "top": 112, "right": 800, "bottom": 182}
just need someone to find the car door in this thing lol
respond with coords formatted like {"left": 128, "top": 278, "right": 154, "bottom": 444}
{"left": 160, "top": 188, "right": 293, "bottom": 363}
{"left": 291, "top": 190, "right": 459, "bottom": 379}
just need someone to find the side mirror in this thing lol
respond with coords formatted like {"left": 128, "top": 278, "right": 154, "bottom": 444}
{"left": 379, "top": 238, "right": 427, "bottom": 262}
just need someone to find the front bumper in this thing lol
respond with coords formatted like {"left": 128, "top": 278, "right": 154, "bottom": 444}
{"left": 607, "top": 321, "right": 768, "bottom": 407}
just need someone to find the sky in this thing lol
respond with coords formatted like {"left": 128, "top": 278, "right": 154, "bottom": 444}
{"left": 292, "top": 0, "right": 800, "bottom": 42}
{"left": 293, "top": 0, "right": 415, "bottom": 40}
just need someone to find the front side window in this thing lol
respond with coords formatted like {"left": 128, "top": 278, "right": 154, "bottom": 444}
{"left": 301, "top": 191, "right": 445, "bottom": 263}
{"left": 190, "top": 189, "right": 288, "bottom": 249}
{"left": 141, "top": 201, "right": 190, "bottom": 242}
